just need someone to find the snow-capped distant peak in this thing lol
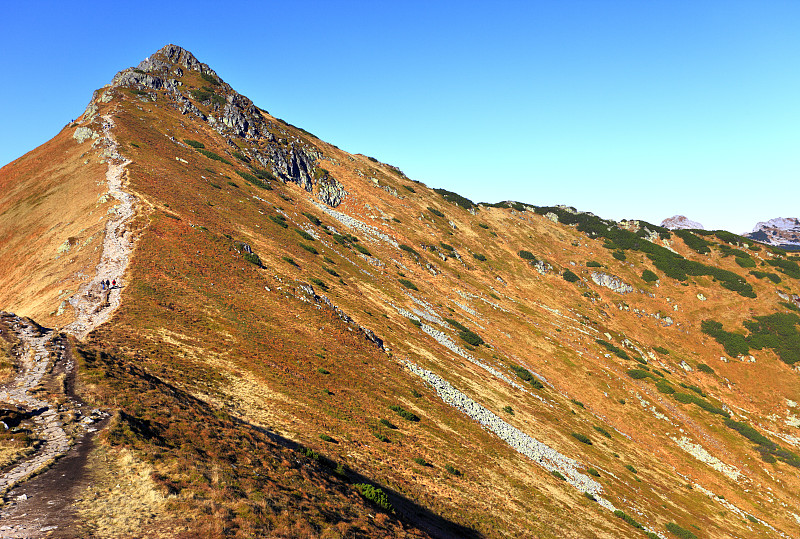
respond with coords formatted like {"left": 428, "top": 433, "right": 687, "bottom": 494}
{"left": 752, "top": 217, "right": 800, "bottom": 233}
{"left": 660, "top": 215, "right": 704, "bottom": 230}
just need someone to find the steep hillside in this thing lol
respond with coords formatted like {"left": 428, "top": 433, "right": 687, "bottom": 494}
{"left": 1, "top": 44, "right": 799, "bottom": 538}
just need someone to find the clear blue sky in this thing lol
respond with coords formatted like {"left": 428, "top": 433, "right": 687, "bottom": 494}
{"left": 2, "top": 1, "right": 798, "bottom": 233}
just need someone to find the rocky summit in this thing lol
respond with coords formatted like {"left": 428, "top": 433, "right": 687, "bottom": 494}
{"left": 660, "top": 215, "right": 704, "bottom": 230}
{"left": 1, "top": 44, "right": 800, "bottom": 538}
{"left": 747, "top": 217, "right": 800, "bottom": 251}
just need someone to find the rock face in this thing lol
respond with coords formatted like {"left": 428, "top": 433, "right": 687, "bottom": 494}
{"left": 101, "top": 44, "right": 348, "bottom": 207}
{"left": 591, "top": 272, "right": 634, "bottom": 294}
{"left": 747, "top": 217, "right": 800, "bottom": 250}
{"left": 318, "top": 175, "right": 347, "bottom": 207}
{"left": 661, "top": 215, "right": 704, "bottom": 230}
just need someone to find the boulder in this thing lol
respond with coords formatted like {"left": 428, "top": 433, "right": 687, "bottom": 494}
{"left": 591, "top": 272, "right": 633, "bottom": 294}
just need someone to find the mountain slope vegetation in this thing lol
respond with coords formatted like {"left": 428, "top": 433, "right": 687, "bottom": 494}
{"left": 0, "top": 44, "right": 799, "bottom": 538}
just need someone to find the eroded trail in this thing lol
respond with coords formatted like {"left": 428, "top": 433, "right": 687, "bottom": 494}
{"left": 0, "top": 112, "right": 132, "bottom": 535}
{"left": 65, "top": 113, "right": 135, "bottom": 340}
{"left": 0, "top": 315, "right": 106, "bottom": 537}
{"left": 0, "top": 318, "right": 69, "bottom": 497}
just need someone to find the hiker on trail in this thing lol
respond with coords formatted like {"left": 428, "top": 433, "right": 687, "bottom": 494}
{"left": 112, "top": 279, "right": 116, "bottom": 288}
{"left": 101, "top": 281, "right": 105, "bottom": 291}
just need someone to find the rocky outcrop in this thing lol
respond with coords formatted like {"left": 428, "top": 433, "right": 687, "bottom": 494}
{"left": 591, "top": 272, "right": 633, "bottom": 294}
{"left": 109, "top": 45, "right": 347, "bottom": 205}
{"left": 73, "top": 126, "right": 98, "bottom": 144}
{"left": 318, "top": 176, "right": 347, "bottom": 207}
{"left": 219, "top": 93, "right": 267, "bottom": 140}
{"left": 747, "top": 217, "right": 800, "bottom": 250}
{"left": 111, "top": 69, "right": 181, "bottom": 93}
{"left": 138, "top": 44, "right": 205, "bottom": 73}
{"left": 661, "top": 215, "right": 704, "bottom": 230}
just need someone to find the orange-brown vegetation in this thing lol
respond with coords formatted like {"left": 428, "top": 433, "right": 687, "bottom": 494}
{"left": 1, "top": 46, "right": 799, "bottom": 537}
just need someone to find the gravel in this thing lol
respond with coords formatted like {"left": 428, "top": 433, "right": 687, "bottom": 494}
{"left": 403, "top": 360, "right": 616, "bottom": 512}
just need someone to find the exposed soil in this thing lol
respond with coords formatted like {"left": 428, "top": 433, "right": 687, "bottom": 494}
{"left": 64, "top": 114, "right": 135, "bottom": 340}
{"left": 0, "top": 316, "right": 106, "bottom": 537}
{"left": 0, "top": 414, "right": 109, "bottom": 538}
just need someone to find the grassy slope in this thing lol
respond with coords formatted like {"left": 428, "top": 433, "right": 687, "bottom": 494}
{"left": 0, "top": 128, "right": 110, "bottom": 326}
{"left": 2, "top": 49, "right": 800, "bottom": 538}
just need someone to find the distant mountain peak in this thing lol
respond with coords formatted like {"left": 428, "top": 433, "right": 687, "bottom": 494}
{"left": 751, "top": 217, "right": 800, "bottom": 233}
{"left": 747, "top": 217, "right": 800, "bottom": 250}
{"left": 660, "top": 215, "right": 704, "bottom": 230}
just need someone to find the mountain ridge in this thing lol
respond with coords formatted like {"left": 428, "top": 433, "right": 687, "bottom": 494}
{"left": 0, "top": 44, "right": 799, "bottom": 538}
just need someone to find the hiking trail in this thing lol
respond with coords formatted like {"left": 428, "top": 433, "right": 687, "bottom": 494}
{"left": 65, "top": 112, "right": 136, "bottom": 340}
{"left": 0, "top": 111, "right": 131, "bottom": 535}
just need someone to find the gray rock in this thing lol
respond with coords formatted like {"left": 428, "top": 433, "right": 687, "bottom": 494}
{"left": 318, "top": 176, "right": 347, "bottom": 207}
{"left": 73, "top": 127, "right": 98, "bottom": 144}
{"left": 591, "top": 271, "right": 634, "bottom": 294}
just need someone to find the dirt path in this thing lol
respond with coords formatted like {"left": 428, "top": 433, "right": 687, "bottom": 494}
{"left": 0, "top": 112, "right": 133, "bottom": 536}
{"left": 64, "top": 113, "right": 135, "bottom": 340}
{"left": 0, "top": 315, "right": 106, "bottom": 537}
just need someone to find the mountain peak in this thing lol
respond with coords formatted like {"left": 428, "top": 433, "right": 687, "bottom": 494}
{"left": 136, "top": 44, "right": 212, "bottom": 76}
{"left": 747, "top": 216, "right": 800, "bottom": 250}
{"left": 660, "top": 215, "right": 704, "bottom": 230}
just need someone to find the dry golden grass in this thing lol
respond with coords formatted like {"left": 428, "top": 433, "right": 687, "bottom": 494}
{"left": 3, "top": 48, "right": 800, "bottom": 537}
{"left": 75, "top": 444, "right": 174, "bottom": 538}
{"left": 0, "top": 128, "right": 110, "bottom": 327}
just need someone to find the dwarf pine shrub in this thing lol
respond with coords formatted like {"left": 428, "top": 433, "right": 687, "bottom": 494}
{"left": 389, "top": 405, "right": 420, "bottom": 422}
{"left": 593, "top": 426, "right": 611, "bottom": 439}
{"left": 310, "top": 278, "right": 328, "bottom": 291}
{"left": 445, "top": 464, "right": 462, "bottom": 476}
{"left": 380, "top": 419, "right": 397, "bottom": 429}
{"left": 642, "top": 269, "right": 658, "bottom": 282}
{"left": 596, "top": 339, "right": 630, "bottom": 360}
{"left": 510, "top": 365, "right": 544, "bottom": 388}
{"left": 183, "top": 139, "right": 205, "bottom": 149}
{"left": 354, "top": 483, "right": 393, "bottom": 512}
{"left": 269, "top": 214, "right": 288, "bottom": 228}
{"left": 295, "top": 229, "right": 315, "bottom": 241}
{"left": 434, "top": 188, "right": 475, "bottom": 209}
{"left": 571, "top": 432, "right": 592, "bottom": 445}
{"left": 399, "top": 244, "right": 421, "bottom": 258}
{"left": 354, "top": 244, "right": 372, "bottom": 256}
{"left": 613, "top": 510, "right": 644, "bottom": 529}
{"left": 398, "top": 278, "right": 418, "bottom": 291}
{"left": 665, "top": 522, "right": 698, "bottom": 539}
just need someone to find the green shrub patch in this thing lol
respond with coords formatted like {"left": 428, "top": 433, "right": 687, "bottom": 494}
{"left": 389, "top": 405, "right": 420, "bottom": 422}
{"left": 596, "top": 339, "right": 630, "bottom": 360}
{"left": 354, "top": 483, "right": 393, "bottom": 512}
{"left": 571, "top": 432, "right": 592, "bottom": 445}
{"left": 510, "top": 365, "right": 544, "bottom": 388}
